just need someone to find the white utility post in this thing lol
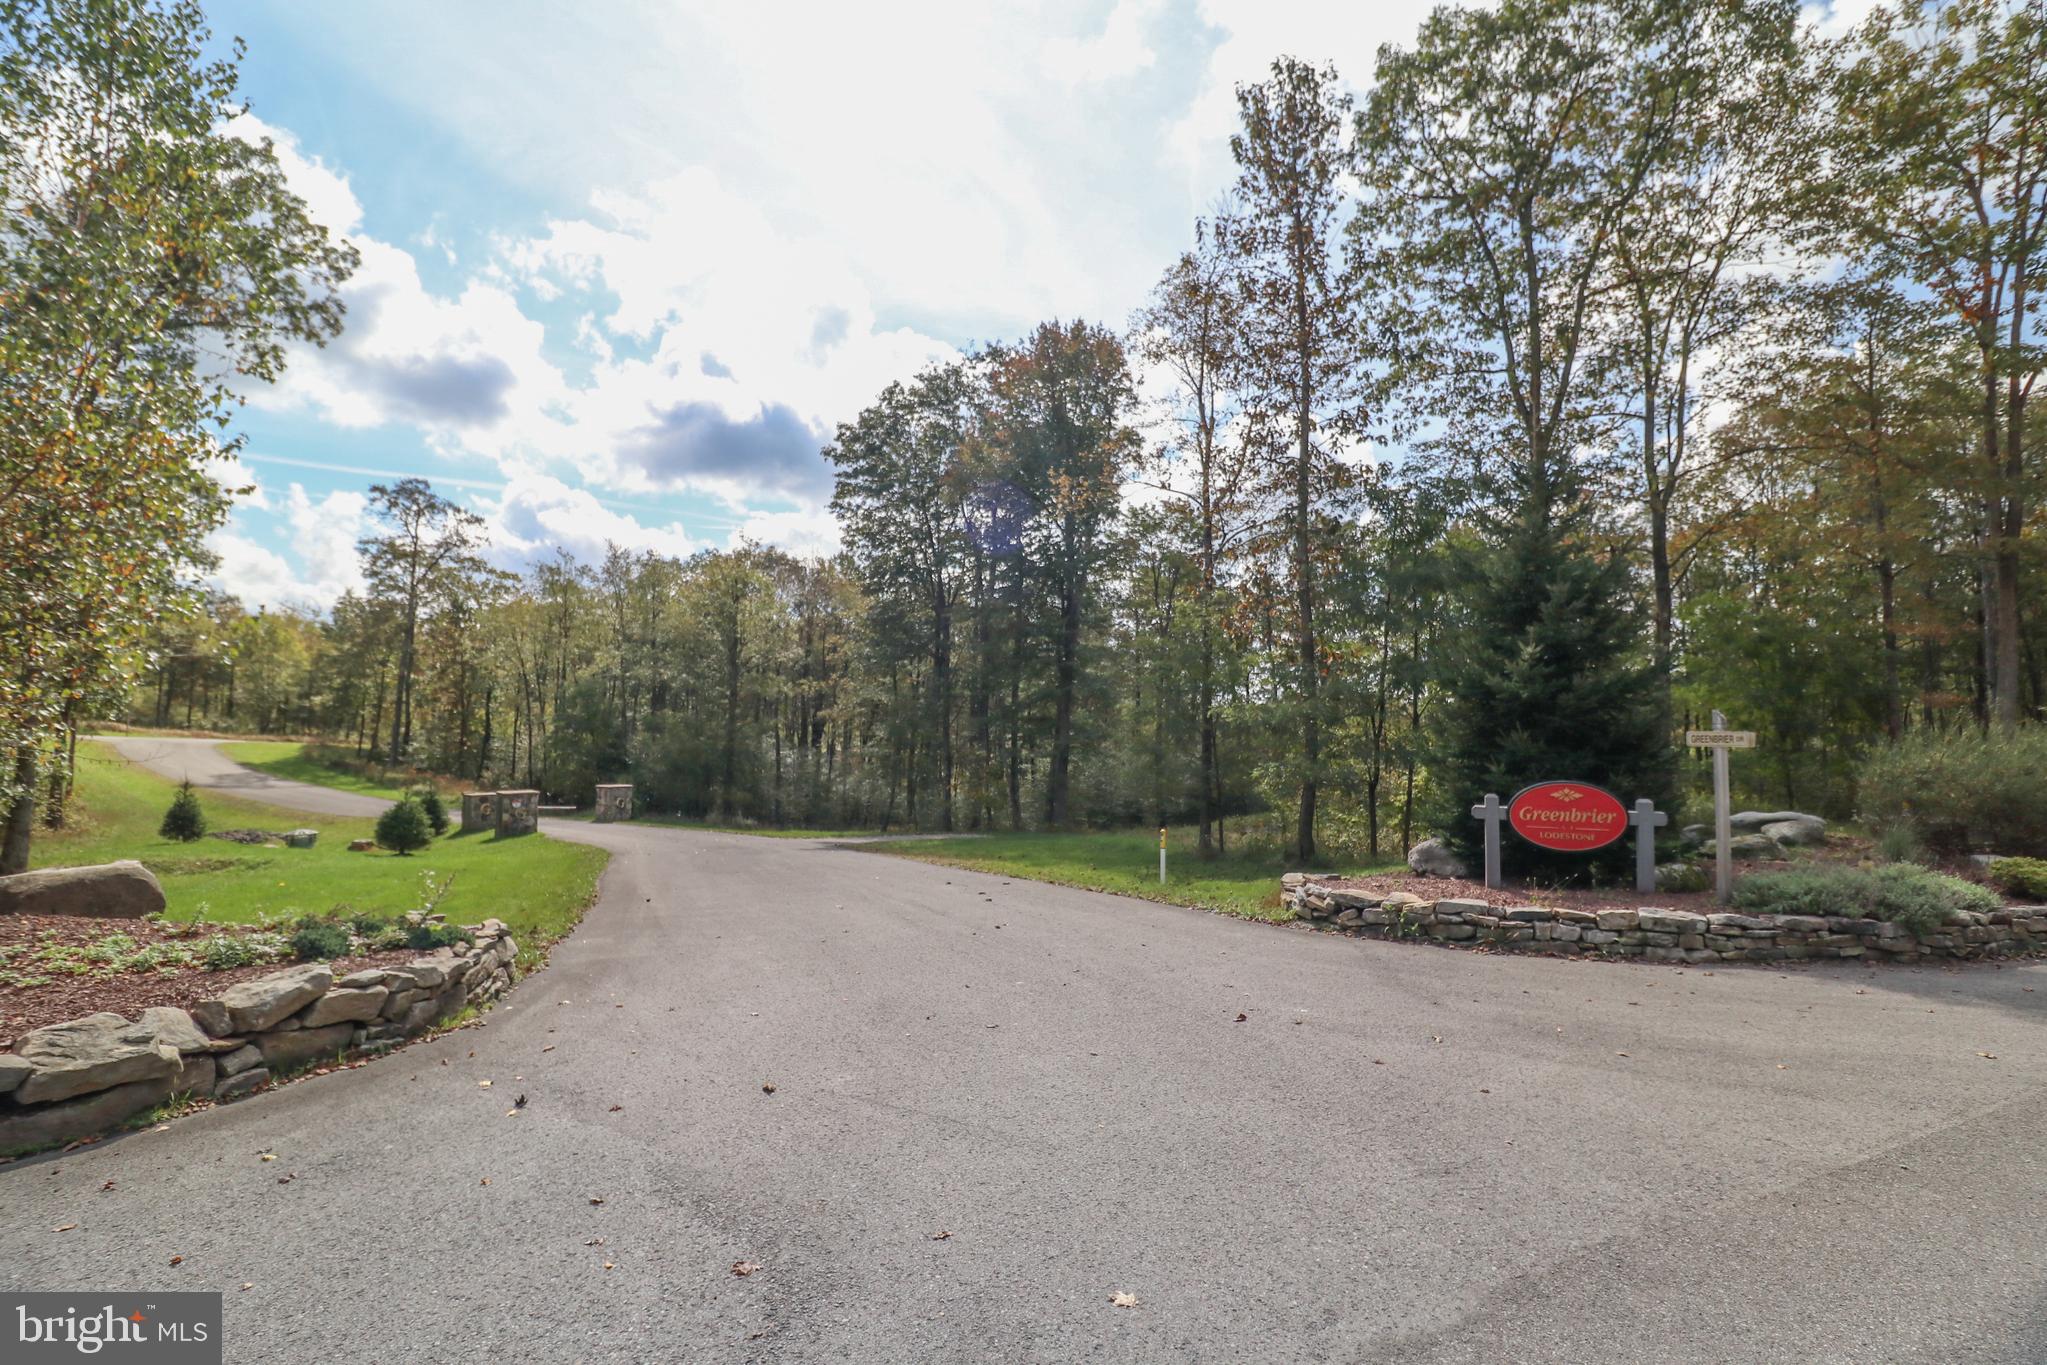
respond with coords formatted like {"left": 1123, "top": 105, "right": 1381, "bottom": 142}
{"left": 1686, "top": 713, "right": 1757, "bottom": 904}
{"left": 1159, "top": 826, "right": 1167, "bottom": 884}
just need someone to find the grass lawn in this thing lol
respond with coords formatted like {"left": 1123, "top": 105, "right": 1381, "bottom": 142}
{"left": 219, "top": 740, "right": 433, "bottom": 803}
{"left": 869, "top": 829, "right": 1404, "bottom": 921}
{"left": 35, "top": 743, "right": 608, "bottom": 947}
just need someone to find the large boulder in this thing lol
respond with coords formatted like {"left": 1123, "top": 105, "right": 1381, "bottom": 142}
{"left": 0, "top": 860, "right": 165, "bottom": 919}
{"left": 300, "top": 986, "right": 388, "bottom": 1028}
{"left": 10, "top": 1011, "right": 191, "bottom": 1104}
{"left": 1729, "top": 833, "right": 1782, "bottom": 860}
{"left": 209, "top": 963, "right": 332, "bottom": 1034}
{"left": 1407, "top": 838, "right": 1471, "bottom": 879}
{"left": 1730, "top": 810, "right": 1822, "bottom": 833}
{"left": 1760, "top": 816, "right": 1827, "bottom": 847}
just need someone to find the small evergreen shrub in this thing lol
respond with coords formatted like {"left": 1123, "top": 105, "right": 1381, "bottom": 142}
{"left": 404, "top": 921, "right": 473, "bottom": 952}
{"left": 1732, "top": 862, "right": 2000, "bottom": 934}
{"left": 412, "top": 786, "right": 449, "bottom": 836}
{"left": 375, "top": 798, "right": 432, "bottom": 855}
{"left": 370, "top": 922, "right": 413, "bottom": 951}
{"left": 1857, "top": 724, "right": 2047, "bottom": 856}
{"left": 1874, "top": 821, "right": 1926, "bottom": 865}
{"left": 288, "top": 917, "right": 351, "bottom": 961}
{"left": 159, "top": 780, "right": 207, "bottom": 842}
{"left": 1990, "top": 857, "right": 2047, "bottom": 902}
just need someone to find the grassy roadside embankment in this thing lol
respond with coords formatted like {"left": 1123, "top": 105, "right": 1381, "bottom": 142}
{"left": 220, "top": 740, "right": 459, "bottom": 803}
{"left": 868, "top": 830, "right": 1404, "bottom": 921}
{"left": 35, "top": 743, "right": 608, "bottom": 948}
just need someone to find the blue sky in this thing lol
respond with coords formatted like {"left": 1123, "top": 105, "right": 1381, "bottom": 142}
{"left": 197, "top": 0, "right": 1869, "bottom": 611}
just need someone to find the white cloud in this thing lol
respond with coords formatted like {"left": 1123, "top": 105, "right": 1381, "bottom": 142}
{"left": 485, "top": 474, "right": 701, "bottom": 565}
{"left": 734, "top": 506, "right": 844, "bottom": 559}
{"left": 209, "top": 483, "right": 369, "bottom": 610}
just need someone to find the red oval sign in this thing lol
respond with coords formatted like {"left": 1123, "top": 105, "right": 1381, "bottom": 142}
{"left": 1507, "top": 781, "right": 1627, "bottom": 852}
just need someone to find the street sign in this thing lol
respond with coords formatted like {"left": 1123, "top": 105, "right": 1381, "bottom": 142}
{"left": 1685, "top": 730, "right": 1756, "bottom": 749}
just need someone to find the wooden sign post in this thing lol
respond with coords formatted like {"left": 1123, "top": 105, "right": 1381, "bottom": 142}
{"left": 1469, "top": 794, "right": 1505, "bottom": 889}
{"left": 1686, "top": 715, "right": 1757, "bottom": 903}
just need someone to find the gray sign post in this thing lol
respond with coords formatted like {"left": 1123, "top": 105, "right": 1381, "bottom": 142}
{"left": 1469, "top": 793, "right": 1504, "bottom": 889}
{"left": 1630, "top": 799, "right": 1667, "bottom": 894}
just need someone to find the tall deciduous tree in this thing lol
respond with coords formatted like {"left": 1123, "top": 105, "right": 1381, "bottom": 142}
{"left": 1357, "top": 0, "right": 1692, "bottom": 861}
{"left": 358, "top": 479, "right": 487, "bottom": 765}
{"left": 1834, "top": 0, "right": 2047, "bottom": 733}
{"left": 0, "top": 0, "right": 354, "bottom": 872}
{"left": 1131, "top": 222, "right": 1259, "bottom": 855}
{"left": 1227, "top": 57, "right": 1365, "bottom": 861}
{"left": 987, "top": 320, "right": 1138, "bottom": 828}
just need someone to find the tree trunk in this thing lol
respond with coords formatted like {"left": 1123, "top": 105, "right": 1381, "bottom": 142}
{"left": 1, "top": 749, "right": 37, "bottom": 876}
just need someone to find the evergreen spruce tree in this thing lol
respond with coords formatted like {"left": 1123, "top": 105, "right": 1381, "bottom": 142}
{"left": 376, "top": 797, "right": 432, "bottom": 856}
{"left": 412, "top": 786, "right": 449, "bottom": 836}
{"left": 159, "top": 779, "right": 207, "bottom": 843}
{"left": 1434, "top": 469, "right": 1673, "bottom": 882}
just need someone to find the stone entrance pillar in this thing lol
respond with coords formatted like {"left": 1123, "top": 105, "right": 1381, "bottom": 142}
{"left": 460, "top": 791, "right": 498, "bottom": 831}
{"left": 594, "top": 784, "right": 633, "bottom": 823}
{"left": 494, "top": 790, "right": 540, "bottom": 837}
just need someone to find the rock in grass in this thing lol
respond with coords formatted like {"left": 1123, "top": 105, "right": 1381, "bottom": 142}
{"left": 0, "top": 861, "right": 165, "bottom": 919}
{"left": 1406, "top": 838, "right": 1470, "bottom": 878}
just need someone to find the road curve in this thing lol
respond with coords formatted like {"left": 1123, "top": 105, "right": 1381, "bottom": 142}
{"left": 4, "top": 739, "right": 2045, "bottom": 1362}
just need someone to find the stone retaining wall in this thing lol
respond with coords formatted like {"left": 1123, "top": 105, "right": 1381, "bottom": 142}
{"left": 0, "top": 920, "right": 518, "bottom": 1153}
{"left": 1283, "top": 875, "right": 2047, "bottom": 964}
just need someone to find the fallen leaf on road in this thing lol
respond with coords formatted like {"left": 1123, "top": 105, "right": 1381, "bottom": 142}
{"left": 1615, "top": 1052, "right": 1630, "bottom": 1058}
{"left": 514, "top": 1094, "right": 527, "bottom": 1109}
{"left": 480, "top": 1179, "right": 490, "bottom": 1186}
{"left": 732, "top": 1261, "right": 763, "bottom": 1277}
{"left": 169, "top": 1256, "right": 183, "bottom": 1266}
{"left": 505, "top": 1109, "right": 519, "bottom": 1117}
{"left": 585, "top": 1237, "right": 604, "bottom": 1246}
{"left": 277, "top": 1173, "right": 295, "bottom": 1184}
{"left": 478, "top": 1080, "right": 492, "bottom": 1088}
{"left": 589, "top": 1196, "right": 606, "bottom": 1205}
{"left": 1776, "top": 1064, "right": 1788, "bottom": 1070}
{"left": 762, "top": 1083, "right": 776, "bottom": 1094}
{"left": 52, "top": 1224, "right": 76, "bottom": 1233}
{"left": 929, "top": 1230, "right": 951, "bottom": 1240}
{"left": 542, "top": 1045, "right": 556, "bottom": 1053}
{"left": 1234, "top": 1013, "right": 1248, "bottom": 1023}
{"left": 603, "top": 1262, "right": 615, "bottom": 1270}
{"left": 1110, "top": 1292, "right": 1139, "bottom": 1308}
{"left": 238, "top": 1283, "right": 252, "bottom": 1292}
{"left": 608, "top": 1105, "right": 623, "bottom": 1113}
{"left": 1979, "top": 1052, "right": 1998, "bottom": 1060}
{"left": 260, "top": 1153, "right": 277, "bottom": 1162}
{"left": 100, "top": 1180, "right": 115, "bottom": 1192}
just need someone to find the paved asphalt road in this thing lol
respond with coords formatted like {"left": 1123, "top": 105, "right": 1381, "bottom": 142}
{"left": 4, "top": 739, "right": 2044, "bottom": 1362}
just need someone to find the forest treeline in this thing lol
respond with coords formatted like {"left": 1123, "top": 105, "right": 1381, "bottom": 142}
{"left": 10, "top": 0, "right": 2045, "bottom": 869}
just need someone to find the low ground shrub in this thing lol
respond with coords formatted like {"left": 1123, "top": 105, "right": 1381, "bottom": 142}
{"left": 1990, "top": 857, "right": 2047, "bottom": 901}
{"left": 288, "top": 917, "right": 352, "bottom": 961}
{"left": 1857, "top": 724, "right": 2047, "bottom": 856}
{"left": 1732, "top": 862, "right": 2000, "bottom": 933}
{"left": 200, "top": 933, "right": 285, "bottom": 971}
{"left": 404, "top": 921, "right": 473, "bottom": 952}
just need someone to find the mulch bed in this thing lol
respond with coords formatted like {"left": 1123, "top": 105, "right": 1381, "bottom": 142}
{"left": 1, "top": 914, "right": 415, "bottom": 1047}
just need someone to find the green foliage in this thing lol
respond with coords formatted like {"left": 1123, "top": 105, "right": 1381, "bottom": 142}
{"left": 1990, "top": 858, "right": 2047, "bottom": 902}
{"left": 158, "top": 780, "right": 207, "bottom": 842}
{"left": 1432, "top": 494, "right": 1674, "bottom": 881}
{"left": 288, "top": 917, "right": 351, "bottom": 962}
{"left": 200, "top": 932, "right": 284, "bottom": 972}
{"left": 412, "top": 786, "right": 449, "bottom": 836}
{"left": 1874, "top": 822, "right": 1927, "bottom": 866}
{"left": 404, "top": 921, "right": 473, "bottom": 951}
{"left": 1856, "top": 725, "right": 2047, "bottom": 856}
{"left": 0, "top": 0, "right": 354, "bottom": 832}
{"left": 1731, "top": 862, "right": 1999, "bottom": 934}
{"left": 374, "top": 798, "right": 433, "bottom": 856}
